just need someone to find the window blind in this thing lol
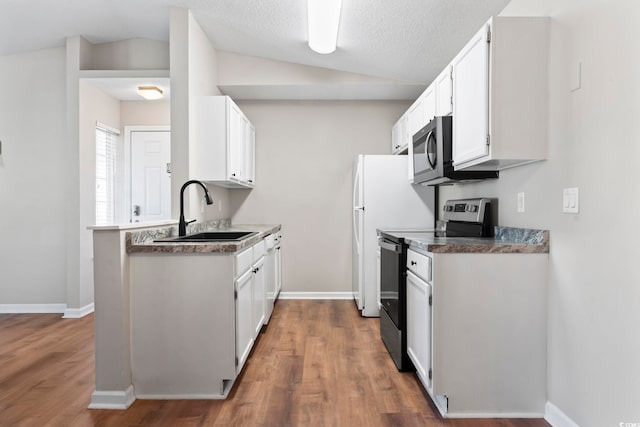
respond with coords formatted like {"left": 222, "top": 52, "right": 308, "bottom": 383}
{"left": 95, "top": 124, "right": 119, "bottom": 225}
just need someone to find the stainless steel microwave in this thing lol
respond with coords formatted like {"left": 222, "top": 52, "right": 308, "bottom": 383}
{"left": 412, "top": 116, "right": 498, "bottom": 185}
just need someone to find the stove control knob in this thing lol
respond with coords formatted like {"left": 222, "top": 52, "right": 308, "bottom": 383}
{"left": 468, "top": 205, "right": 478, "bottom": 212}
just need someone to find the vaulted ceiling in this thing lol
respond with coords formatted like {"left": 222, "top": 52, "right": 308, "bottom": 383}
{"left": 2, "top": 0, "right": 511, "bottom": 85}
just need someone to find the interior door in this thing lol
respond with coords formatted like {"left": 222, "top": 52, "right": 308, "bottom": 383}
{"left": 131, "top": 130, "right": 171, "bottom": 222}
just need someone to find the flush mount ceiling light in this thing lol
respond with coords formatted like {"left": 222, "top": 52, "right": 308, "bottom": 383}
{"left": 137, "top": 85, "right": 163, "bottom": 100}
{"left": 307, "top": 0, "right": 342, "bottom": 54}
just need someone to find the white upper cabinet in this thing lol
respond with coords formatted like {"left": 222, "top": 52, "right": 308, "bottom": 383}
{"left": 452, "top": 17, "right": 550, "bottom": 171}
{"left": 192, "top": 96, "right": 256, "bottom": 188}
{"left": 409, "top": 85, "right": 435, "bottom": 137}
{"left": 391, "top": 113, "right": 408, "bottom": 154}
{"left": 435, "top": 66, "right": 453, "bottom": 117}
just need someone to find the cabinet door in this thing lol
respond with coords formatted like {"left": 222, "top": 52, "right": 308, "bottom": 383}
{"left": 244, "top": 122, "right": 255, "bottom": 186}
{"left": 407, "top": 98, "right": 425, "bottom": 140}
{"left": 422, "top": 85, "right": 436, "bottom": 126}
{"left": 252, "top": 257, "right": 266, "bottom": 336}
{"left": 275, "top": 240, "right": 282, "bottom": 295}
{"left": 435, "top": 66, "right": 453, "bottom": 116}
{"left": 235, "top": 269, "right": 254, "bottom": 372}
{"left": 451, "top": 23, "right": 490, "bottom": 168}
{"left": 229, "top": 101, "right": 244, "bottom": 181}
{"left": 406, "top": 270, "right": 432, "bottom": 390}
{"left": 391, "top": 121, "right": 401, "bottom": 153}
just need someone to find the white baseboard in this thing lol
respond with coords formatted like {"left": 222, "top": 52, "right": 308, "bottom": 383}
{"left": 62, "top": 303, "right": 95, "bottom": 318}
{"left": 545, "top": 401, "right": 581, "bottom": 427}
{"left": 88, "top": 385, "right": 136, "bottom": 410}
{"left": 278, "top": 292, "right": 353, "bottom": 300}
{"left": 0, "top": 303, "right": 66, "bottom": 314}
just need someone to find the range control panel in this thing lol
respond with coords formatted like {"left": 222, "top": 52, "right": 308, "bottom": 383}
{"left": 442, "top": 198, "right": 492, "bottom": 223}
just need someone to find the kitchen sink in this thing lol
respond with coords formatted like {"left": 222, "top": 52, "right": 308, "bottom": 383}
{"left": 155, "top": 231, "right": 257, "bottom": 242}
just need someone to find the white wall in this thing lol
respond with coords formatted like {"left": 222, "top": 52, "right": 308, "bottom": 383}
{"left": 170, "top": 8, "right": 231, "bottom": 223}
{"left": 231, "top": 100, "right": 409, "bottom": 293}
{"left": 78, "top": 81, "right": 121, "bottom": 307}
{"left": 440, "top": 0, "right": 640, "bottom": 424}
{"left": 0, "top": 47, "right": 68, "bottom": 304}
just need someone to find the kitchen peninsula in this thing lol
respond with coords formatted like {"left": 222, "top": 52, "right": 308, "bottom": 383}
{"left": 89, "top": 220, "right": 282, "bottom": 409}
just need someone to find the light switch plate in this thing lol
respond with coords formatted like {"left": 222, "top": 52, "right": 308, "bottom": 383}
{"left": 563, "top": 188, "right": 579, "bottom": 213}
{"left": 517, "top": 192, "right": 525, "bottom": 213}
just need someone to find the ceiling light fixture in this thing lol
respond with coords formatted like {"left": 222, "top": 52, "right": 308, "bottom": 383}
{"left": 137, "top": 85, "right": 164, "bottom": 100}
{"left": 307, "top": 0, "right": 342, "bottom": 54}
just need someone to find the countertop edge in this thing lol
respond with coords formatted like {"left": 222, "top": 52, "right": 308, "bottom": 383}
{"left": 126, "top": 224, "right": 281, "bottom": 254}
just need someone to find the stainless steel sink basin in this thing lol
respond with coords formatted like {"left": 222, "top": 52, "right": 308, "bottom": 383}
{"left": 155, "top": 231, "right": 257, "bottom": 242}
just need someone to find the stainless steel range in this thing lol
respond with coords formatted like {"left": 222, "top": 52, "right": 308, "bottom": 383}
{"left": 377, "top": 198, "right": 494, "bottom": 371}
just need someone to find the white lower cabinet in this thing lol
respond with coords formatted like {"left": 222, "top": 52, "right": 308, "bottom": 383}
{"left": 405, "top": 247, "right": 548, "bottom": 417}
{"left": 406, "top": 270, "right": 432, "bottom": 391}
{"left": 252, "top": 257, "right": 265, "bottom": 337}
{"left": 129, "top": 231, "right": 280, "bottom": 399}
{"left": 235, "top": 268, "right": 253, "bottom": 372}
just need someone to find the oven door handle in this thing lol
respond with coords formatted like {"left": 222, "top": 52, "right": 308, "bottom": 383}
{"left": 378, "top": 240, "right": 401, "bottom": 253}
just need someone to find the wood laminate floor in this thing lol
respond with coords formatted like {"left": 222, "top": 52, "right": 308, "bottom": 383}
{"left": 0, "top": 300, "right": 551, "bottom": 427}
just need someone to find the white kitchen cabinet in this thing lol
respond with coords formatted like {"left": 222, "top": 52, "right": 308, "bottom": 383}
{"left": 391, "top": 113, "right": 408, "bottom": 154}
{"left": 414, "top": 249, "right": 548, "bottom": 417}
{"left": 274, "top": 232, "right": 282, "bottom": 296}
{"left": 451, "top": 17, "right": 549, "bottom": 171}
{"left": 191, "top": 96, "right": 256, "bottom": 188}
{"left": 235, "top": 268, "right": 253, "bottom": 372}
{"left": 435, "top": 66, "right": 453, "bottom": 117}
{"left": 406, "top": 269, "right": 432, "bottom": 391}
{"left": 129, "top": 230, "right": 278, "bottom": 399}
{"left": 252, "top": 257, "right": 265, "bottom": 337}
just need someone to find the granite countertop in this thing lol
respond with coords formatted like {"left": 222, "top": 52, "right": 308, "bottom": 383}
{"left": 126, "top": 219, "right": 281, "bottom": 254}
{"left": 382, "top": 226, "right": 549, "bottom": 254}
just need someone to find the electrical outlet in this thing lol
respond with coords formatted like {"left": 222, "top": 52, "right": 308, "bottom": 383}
{"left": 218, "top": 199, "right": 222, "bottom": 212}
{"left": 563, "top": 188, "right": 579, "bottom": 213}
{"left": 200, "top": 198, "right": 205, "bottom": 213}
{"left": 517, "top": 192, "right": 525, "bottom": 213}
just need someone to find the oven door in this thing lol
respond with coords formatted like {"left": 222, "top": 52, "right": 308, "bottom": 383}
{"left": 379, "top": 237, "right": 403, "bottom": 328}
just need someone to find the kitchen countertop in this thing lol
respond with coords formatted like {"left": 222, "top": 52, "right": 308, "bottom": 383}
{"left": 126, "top": 220, "right": 281, "bottom": 254}
{"left": 380, "top": 226, "right": 549, "bottom": 254}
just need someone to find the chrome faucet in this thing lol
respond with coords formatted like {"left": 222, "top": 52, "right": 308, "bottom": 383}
{"left": 179, "top": 180, "right": 214, "bottom": 236}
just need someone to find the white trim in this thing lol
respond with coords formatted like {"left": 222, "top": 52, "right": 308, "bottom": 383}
{"left": 136, "top": 393, "right": 229, "bottom": 400}
{"left": 96, "top": 121, "right": 121, "bottom": 135}
{"left": 62, "top": 303, "right": 95, "bottom": 318}
{"left": 443, "top": 412, "right": 544, "bottom": 418}
{"left": 278, "top": 292, "right": 354, "bottom": 300}
{"left": 545, "top": 401, "right": 582, "bottom": 427}
{"left": 123, "top": 125, "right": 171, "bottom": 223}
{"left": 0, "top": 304, "right": 66, "bottom": 314}
{"left": 88, "top": 385, "right": 136, "bottom": 410}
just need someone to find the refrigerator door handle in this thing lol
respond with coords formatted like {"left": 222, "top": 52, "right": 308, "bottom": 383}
{"left": 352, "top": 161, "right": 362, "bottom": 254}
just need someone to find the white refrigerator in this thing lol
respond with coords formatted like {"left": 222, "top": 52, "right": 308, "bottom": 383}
{"left": 352, "top": 155, "right": 435, "bottom": 317}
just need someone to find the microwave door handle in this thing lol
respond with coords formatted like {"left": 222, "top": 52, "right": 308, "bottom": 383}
{"left": 426, "top": 130, "right": 437, "bottom": 169}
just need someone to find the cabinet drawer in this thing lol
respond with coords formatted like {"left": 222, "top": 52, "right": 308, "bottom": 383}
{"left": 407, "top": 250, "right": 431, "bottom": 283}
{"left": 235, "top": 247, "right": 253, "bottom": 278}
{"left": 252, "top": 240, "right": 266, "bottom": 261}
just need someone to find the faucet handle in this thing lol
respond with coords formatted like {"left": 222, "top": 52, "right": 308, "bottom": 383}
{"left": 187, "top": 219, "right": 196, "bottom": 225}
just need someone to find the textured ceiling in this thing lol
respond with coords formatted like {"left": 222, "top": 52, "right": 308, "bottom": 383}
{"left": 1, "top": 0, "right": 510, "bottom": 84}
